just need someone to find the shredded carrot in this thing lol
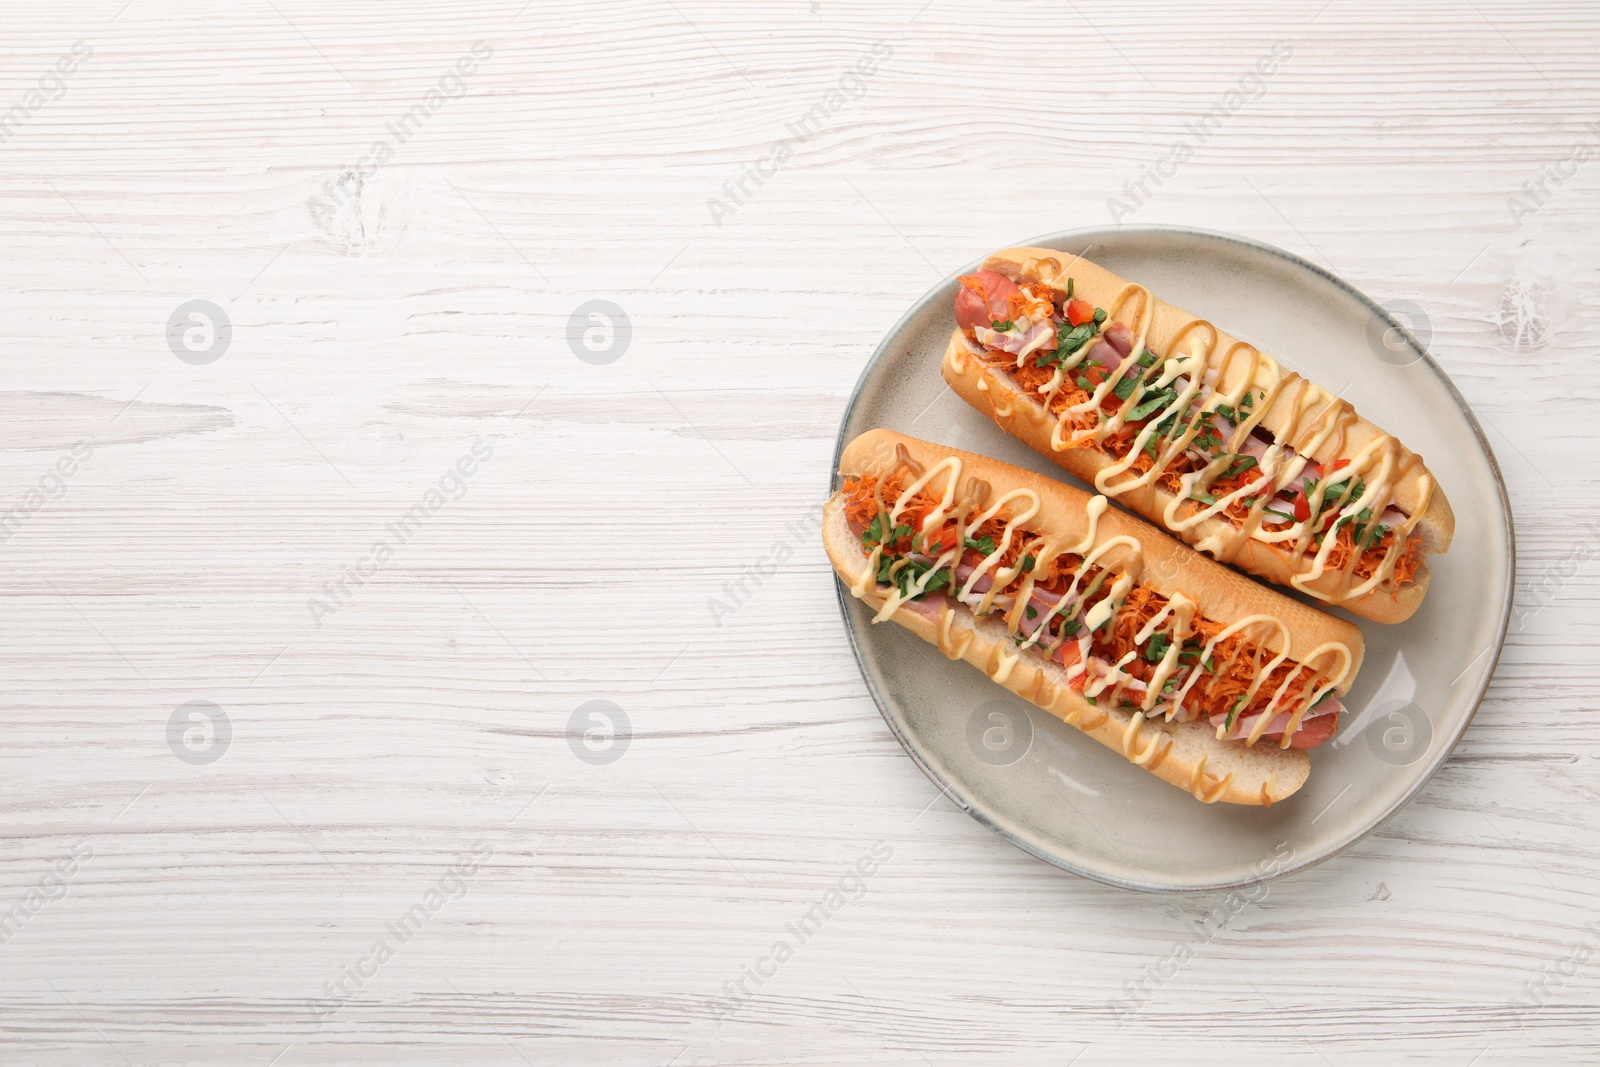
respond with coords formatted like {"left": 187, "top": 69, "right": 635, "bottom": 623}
{"left": 974, "top": 345, "right": 1419, "bottom": 587}
{"left": 840, "top": 474, "right": 1335, "bottom": 722}
{"left": 1391, "top": 536, "right": 1423, "bottom": 585}
{"left": 1320, "top": 521, "right": 1425, "bottom": 594}
{"left": 843, "top": 472, "right": 890, "bottom": 528}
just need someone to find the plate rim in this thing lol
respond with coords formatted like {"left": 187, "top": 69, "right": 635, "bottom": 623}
{"left": 829, "top": 223, "right": 1517, "bottom": 893}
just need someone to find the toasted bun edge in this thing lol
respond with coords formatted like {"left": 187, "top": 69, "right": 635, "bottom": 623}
{"left": 823, "top": 495, "right": 1311, "bottom": 806}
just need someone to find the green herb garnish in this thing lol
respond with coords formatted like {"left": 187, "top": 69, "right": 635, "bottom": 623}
{"left": 1223, "top": 455, "right": 1258, "bottom": 479}
{"left": 883, "top": 557, "right": 951, "bottom": 600}
{"left": 1126, "top": 389, "right": 1176, "bottom": 423}
{"left": 1053, "top": 321, "right": 1099, "bottom": 360}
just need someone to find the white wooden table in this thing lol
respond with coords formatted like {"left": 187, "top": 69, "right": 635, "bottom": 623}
{"left": 1, "top": 1, "right": 1596, "bottom": 1062}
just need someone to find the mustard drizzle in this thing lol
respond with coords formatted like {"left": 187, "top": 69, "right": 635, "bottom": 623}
{"left": 855, "top": 448, "right": 1356, "bottom": 748}
{"left": 963, "top": 255, "right": 1438, "bottom": 607}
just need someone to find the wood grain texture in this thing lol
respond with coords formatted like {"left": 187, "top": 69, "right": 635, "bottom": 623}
{"left": 0, "top": 0, "right": 1597, "bottom": 1062}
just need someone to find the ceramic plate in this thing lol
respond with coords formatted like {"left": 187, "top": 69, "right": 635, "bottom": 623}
{"left": 831, "top": 226, "right": 1514, "bottom": 892}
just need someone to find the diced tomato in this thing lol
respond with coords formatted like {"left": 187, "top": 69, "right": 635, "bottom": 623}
{"left": 1293, "top": 492, "right": 1311, "bottom": 523}
{"left": 1082, "top": 365, "right": 1106, "bottom": 387}
{"left": 1332, "top": 458, "right": 1350, "bottom": 472}
{"left": 1066, "top": 299, "right": 1095, "bottom": 326}
{"left": 923, "top": 522, "right": 959, "bottom": 556}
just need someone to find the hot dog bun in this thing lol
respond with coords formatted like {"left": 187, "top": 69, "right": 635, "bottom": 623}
{"left": 943, "top": 247, "right": 1454, "bottom": 624}
{"left": 826, "top": 429, "right": 1367, "bottom": 806}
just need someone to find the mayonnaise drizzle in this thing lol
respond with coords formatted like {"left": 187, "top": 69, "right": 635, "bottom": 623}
{"left": 977, "top": 256, "right": 1439, "bottom": 607}
{"left": 856, "top": 450, "right": 1357, "bottom": 747}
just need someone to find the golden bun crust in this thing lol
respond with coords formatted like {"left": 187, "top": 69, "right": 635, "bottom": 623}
{"left": 942, "top": 331, "right": 1429, "bottom": 624}
{"left": 827, "top": 429, "right": 1367, "bottom": 806}
{"left": 941, "top": 246, "right": 1452, "bottom": 622}
{"left": 839, "top": 428, "right": 1364, "bottom": 674}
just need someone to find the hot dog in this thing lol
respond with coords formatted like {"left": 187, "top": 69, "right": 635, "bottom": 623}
{"left": 824, "top": 429, "right": 1366, "bottom": 805}
{"left": 942, "top": 247, "right": 1455, "bottom": 623}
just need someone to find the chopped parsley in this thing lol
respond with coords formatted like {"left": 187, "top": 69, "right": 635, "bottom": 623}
{"left": 964, "top": 534, "right": 997, "bottom": 555}
{"left": 1040, "top": 320, "right": 1100, "bottom": 367}
{"left": 862, "top": 518, "right": 914, "bottom": 548}
{"left": 990, "top": 318, "right": 1014, "bottom": 332}
{"left": 1143, "top": 632, "right": 1171, "bottom": 663}
{"left": 1126, "top": 388, "right": 1177, "bottom": 423}
{"left": 1335, "top": 506, "right": 1392, "bottom": 548}
{"left": 1223, "top": 455, "right": 1258, "bottom": 479}
{"left": 1225, "top": 694, "right": 1247, "bottom": 731}
{"left": 1303, "top": 475, "right": 1366, "bottom": 522}
{"left": 879, "top": 555, "right": 950, "bottom": 600}
{"left": 1243, "top": 496, "right": 1296, "bottom": 522}
{"left": 1154, "top": 406, "right": 1193, "bottom": 439}
{"left": 1025, "top": 605, "right": 1038, "bottom": 620}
